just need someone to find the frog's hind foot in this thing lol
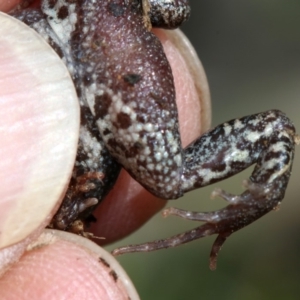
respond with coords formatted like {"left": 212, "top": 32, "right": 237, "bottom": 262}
{"left": 112, "top": 180, "right": 284, "bottom": 270}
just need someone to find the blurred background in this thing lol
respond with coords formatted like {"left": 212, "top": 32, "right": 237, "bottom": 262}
{"left": 107, "top": 1, "right": 300, "bottom": 299}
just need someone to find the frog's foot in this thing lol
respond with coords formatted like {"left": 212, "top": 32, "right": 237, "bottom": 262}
{"left": 112, "top": 180, "right": 282, "bottom": 270}
{"left": 68, "top": 220, "right": 106, "bottom": 240}
{"left": 50, "top": 171, "right": 104, "bottom": 230}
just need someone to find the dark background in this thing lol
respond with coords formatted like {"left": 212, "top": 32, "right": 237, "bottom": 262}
{"left": 108, "top": 1, "right": 300, "bottom": 299}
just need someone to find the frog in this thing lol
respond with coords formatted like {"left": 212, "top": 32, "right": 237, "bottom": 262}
{"left": 10, "top": 0, "right": 298, "bottom": 269}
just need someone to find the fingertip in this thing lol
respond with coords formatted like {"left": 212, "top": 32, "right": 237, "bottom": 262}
{"left": 154, "top": 28, "right": 211, "bottom": 146}
{"left": 0, "top": 230, "right": 139, "bottom": 300}
{"left": 0, "top": 13, "right": 79, "bottom": 251}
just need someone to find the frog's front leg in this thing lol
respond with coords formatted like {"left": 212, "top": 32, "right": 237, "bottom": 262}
{"left": 112, "top": 110, "right": 297, "bottom": 269}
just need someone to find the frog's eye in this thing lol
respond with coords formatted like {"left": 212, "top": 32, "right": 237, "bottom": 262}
{"left": 147, "top": 0, "right": 191, "bottom": 29}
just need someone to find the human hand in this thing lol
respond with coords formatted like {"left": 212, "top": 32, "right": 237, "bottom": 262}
{"left": 0, "top": 1, "right": 210, "bottom": 298}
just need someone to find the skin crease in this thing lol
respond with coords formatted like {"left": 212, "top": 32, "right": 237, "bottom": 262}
{"left": 0, "top": 0, "right": 205, "bottom": 298}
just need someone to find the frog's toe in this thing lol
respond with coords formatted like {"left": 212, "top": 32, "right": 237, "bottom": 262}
{"left": 211, "top": 187, "right": 241, "bottom": 204}
{"left": 112, "top": 180, "right": 283, "bottom": 269}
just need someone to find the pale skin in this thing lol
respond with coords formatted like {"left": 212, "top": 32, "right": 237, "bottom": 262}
{"left": 0, "top": 0, "right": 205, "bottom": 297}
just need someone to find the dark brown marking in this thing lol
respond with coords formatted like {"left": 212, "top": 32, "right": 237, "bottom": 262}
{"left": 94, "top": 93, "right": 112, "bottom": 119}
{"left": 202, "top": 148, "right": 227, "bottom": 172}
{"left": 264, "top": 150, "right": 283, "bottom": 162}
{"left": 150, "top": 92, "right": 169, "bottom": 110}
{"left": 108, "top": 3, "right": 125, "bottom": 17}
{"left": 117, "top": 112, "right": 132, "bottom": 129}
{"left": 109, "top": 270, "right": 118, "bottom": 282}
{"left": 71, "top": 30, "right": 83, "bottom": 45}
{"left": 193, "top": 177, "right": 204, "bottom": 188}
{"left": 57, "top": 5, "right": 69, "bottom": 20}
{"left": 123, "top": 73, "right": 142, "bottom": 85}
{"left": 136, "top": 115, "right": 147, "bottom": 124}
{"left": 103, "top": 128, "right": 111, "bottom": 135}
{"left": 108, "top": 138, "right": 127, "bottom": 153}
{"left": 125, "top": 143, "right": 143, "bottom": 158}
{"left": 230, "top": 160, "right": 247, "bottom": 171}
{"left": 133, "top": 141, "right": 144, "bottom": 150}
{"left": 99, "top": 257, "right": 110, "bottom": 268}
{"left": 149, "top": 91, "right": 161, "bottom": 100}
{"left": 47, "top": 0, "right": 56, "bottom": 9}
{"left": 83, "top": 74, "right": 92, "bottom": 86}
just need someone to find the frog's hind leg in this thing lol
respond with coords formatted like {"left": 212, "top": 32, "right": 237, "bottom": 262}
{"left": 112, "top": 178, "right": 286, "bottom": 270}
{"left": 112, "top": 110, "right": 297, "bottom": 269}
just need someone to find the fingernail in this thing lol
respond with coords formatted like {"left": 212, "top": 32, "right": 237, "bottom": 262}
{"left": 153, "top": 28, "right": 211, "bottom": 145}
{"left": 0, "top": 13, "right": 79, "bottom": 250}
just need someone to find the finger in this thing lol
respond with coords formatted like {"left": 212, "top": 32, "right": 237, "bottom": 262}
{"left": 0, "top": 14, "right": 138, "bottom": 297}
{"left": 0, "top": 230, "right": 138, "bottom": 300}
{"left": 0, "top": 12, "right": 79, "bottom": 263}
{"left": 0, "top": 0, "right": 21, "bottom": 12}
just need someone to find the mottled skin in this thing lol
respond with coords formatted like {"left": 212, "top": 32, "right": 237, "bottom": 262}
{"left": 11, "top": 0, "right": 297, "bottom": 269}
{"left": 148, "top": 0, "right": 191, "bottom": 28}
{"left": 113, "top": 110, "right": 297, "bottom": 269}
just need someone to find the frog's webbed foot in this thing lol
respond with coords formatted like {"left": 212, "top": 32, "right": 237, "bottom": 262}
{"left": 112, "top": 179, "right": 283, "bottom": 270}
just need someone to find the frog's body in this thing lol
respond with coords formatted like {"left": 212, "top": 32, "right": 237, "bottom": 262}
{"left": 11, "top": 0, "right": 297, "bottom": 268}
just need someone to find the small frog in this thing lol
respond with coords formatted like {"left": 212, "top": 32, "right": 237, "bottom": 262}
{"left": 11, "top": 0, "right": 298, "bottom": 269}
